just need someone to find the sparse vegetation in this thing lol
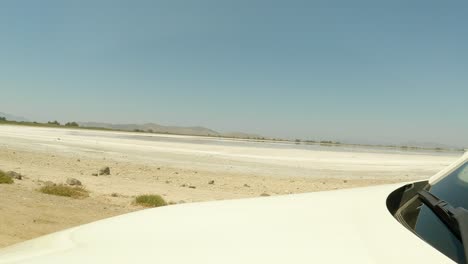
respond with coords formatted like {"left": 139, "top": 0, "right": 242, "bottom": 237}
{"left": 134, "top": 194, "right": 167, "bottom": 207}
{"left": 0, "top": 170, "right": 14, "bottom": 184}
{"left": 65, "top": 122, "right": 79, "bottom": 127}
{"left": 0, "top": 119, "right": 115, "bottom": 131}
{"left": 47, "top": 120, "right": 61, "bottom": 126}
{"left": 39, "top": 184, "right": 89, "bottom": 198}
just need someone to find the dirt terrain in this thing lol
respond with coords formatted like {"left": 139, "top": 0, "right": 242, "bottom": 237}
{"left": 0, "top": 125, "right": 461, "bottom": 247}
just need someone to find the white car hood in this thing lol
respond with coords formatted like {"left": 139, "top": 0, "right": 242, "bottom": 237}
{"left": 0, "top": 184, "right": 454, "bottom": 264}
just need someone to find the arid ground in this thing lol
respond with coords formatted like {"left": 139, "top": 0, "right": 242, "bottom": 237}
{"left": 0, "top": 125, "right": 461, "bottom": 247}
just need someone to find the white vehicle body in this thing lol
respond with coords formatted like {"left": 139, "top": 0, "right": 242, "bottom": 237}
{"left": 1, "top": 152, "right": 467, "bottom": 264}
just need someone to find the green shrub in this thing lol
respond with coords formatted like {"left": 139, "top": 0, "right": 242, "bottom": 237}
{"left": 134, "top": 194, "right": 167, "bottom": 207}
{"left": 65, "top": 122, "right": 79, "bottom": 127}
{"left": 47, "top": 120, "right": 61, "bottom": 126}
{"left": 39, "top": 184, "right": 89, "bottom": 198}
{"left": 0, "top": 171, "right": 13, "bottom": 184}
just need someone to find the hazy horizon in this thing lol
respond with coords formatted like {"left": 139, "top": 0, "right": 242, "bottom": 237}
{"left": 0, "top": 110, "right": 464, "bottom": 149}
{"left": 1, "top": 1, "right": 467, "bottom": 147}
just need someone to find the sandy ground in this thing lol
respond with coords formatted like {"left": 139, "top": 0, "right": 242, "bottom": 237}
{"left": 0, "top": 125, "right": 462, "bottom": 247}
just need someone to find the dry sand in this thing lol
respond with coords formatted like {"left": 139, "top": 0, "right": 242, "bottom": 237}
{"left": 0, "top": 125, "right": 461, "bottom": 247}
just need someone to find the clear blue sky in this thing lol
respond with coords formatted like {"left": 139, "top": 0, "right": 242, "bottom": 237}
{"left": 1, "top": 1, "right": 467, "bottom": 147}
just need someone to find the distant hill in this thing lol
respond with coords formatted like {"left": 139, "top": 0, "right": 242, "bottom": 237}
{"left": 79, "top": 122, "right": 222, "bottom": 137}
{"left": 0, "top": 111, "right": 261, "bottom": 139}
{"left": 0, "top": 112, "right": 29, "bottom": 122}
{"left": 79, "top": 122, "right": 263, "bottom": 138}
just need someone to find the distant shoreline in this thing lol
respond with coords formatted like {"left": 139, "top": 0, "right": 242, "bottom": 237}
{"left": 0, "top": 119, "right": 464, "bottom": 154}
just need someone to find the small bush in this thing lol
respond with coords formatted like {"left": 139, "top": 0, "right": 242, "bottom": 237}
{"left": 39, "top": 184, "right": 89, "bottom": 198}
{"left": 47, "top": 120, "right": 61, "bottom": 126}
{"left": 135, "top": 194, "right": 167, "bottom": 207}
{"left": 0, "top": 171, "right": 13, "bottom": 184}
{"left": 65, "top": 122, "right": 79, "bottom": 127}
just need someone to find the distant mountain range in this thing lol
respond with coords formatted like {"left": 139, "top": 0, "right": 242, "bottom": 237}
{"left": 79, "top": 122, "right": 262, "bottom": 138}
{"left": 0, "top": 112, "right": 29, "bottom": 122}
{"left": 79, "top": 122, "right": 219, "bottom": 136}
{"left": 0, "top": 110, "right": 262, "bottom": 138}
{"left": 3, "top": 111, "right": 462, "bottom": 148}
